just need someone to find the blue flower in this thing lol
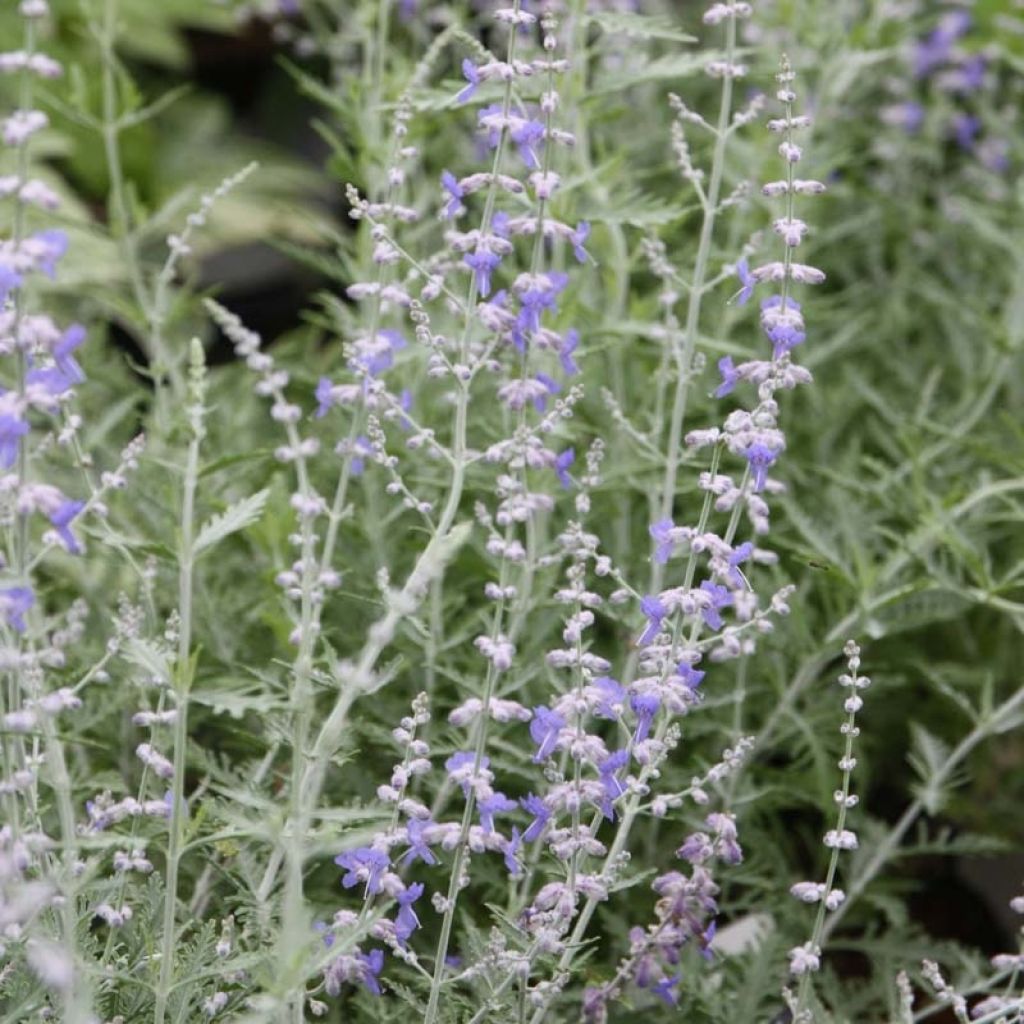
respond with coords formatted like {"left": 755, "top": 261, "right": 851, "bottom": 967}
{"left": 649, "top": 518, "right": 675, "bottom": 564}
{"left": 559, "top": 329, "right": 580, "bottom": 376}
{"left": 359, "top": 948, "right": 385, "bottom": 996}
{"left": 570, "top": 221, "right": 590, "bottom": 263}
{"left": 529, "top": 706, "right": 565, "bottom": 762}
{"left": 445, "top": 751, "right": 489, "bottom": 794}
{"left": 335, "top": 847, "right": 389, "bottom": 895}
{"left": 592, "top": 676, "right": 625, "bottom": 719}
{"left": 699, "top": 580, "right": 732, "bottom": 632}
{"left": 554, "top": 447, "right": 574, "bottom": 489}
{"left": 599, "top": 749, "right": 629, "bottom": 818}
{"left": 441, "top": 170, "right": 465, "bottom": 218}
{"left": 735, "top": 258, "right": 755, "bottom": 306}
{"left": 465, "top": 247, "right": 503, "bottom": 298}
{"left": 513, "top": 272, "right": 568, "bottom": 348}
{"left": 402, "top": 817, "right": 437, "bottom": 867}
{"left": 510, "top": 118, "right": 545, "bottom": 169}
{"left": 0, "top": 586, "right": 34, "bottom": 633}
{"left": 314, "top": 377, "right": 335, "bottom": 418}
{"left": 741, "top": 441, "right": 779, "bottom": 492}
{"left": 456, "top": 58, "right": 481, "bottom": 104}
{"left": 50, "top": 499, "right": 85, "bottom": 554}
{"left": 677, "top": 663, "right": 705, "bottom": 691}
{"left": 350, "top": 435, "right": 374, "bottom": 477}
{"left": 637, "top": 595, "right": 667, "bottom": 647}
{"left": 952, "top": 112, "right": 981, "bottom": 152}
{"left": 478, "top": 791, "right": 517, "bottom": 834}
{"left": 520, "top": 793, "right": 550, "bottom": 842}
{"left": 714, "top": 355, "right": 741, "bottom": 398}
{"left": 0, "top": 263, "right": 22, "bottom": 304}
{"left": 503, "top": 826, "right": 523, "bottom": 876}
{"left": 726, "top": 542, "right": 753, "bottom": 588}
{"left": 630, "top": 693, "right": 659, "bottom": 744}
{"left": 33, "top": 229, "right": 68, "bottom": 278}
{"left": 0, "top": 413, "right": 29, "bottom": 469}
{"left": 55, "top": 324, "right": 86, "bottom": 383}
{"left": 394, "top": 883, "right": 424, "bottom": 945}
{"left": 533, "top": 372, "right": 561, "bottom": 413}
{"left": 651, "top": 974, "right": 681, "bottom": 1007}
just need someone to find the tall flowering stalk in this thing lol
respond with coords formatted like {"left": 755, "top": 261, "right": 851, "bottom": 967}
{"left": 500, "top": 40, "right": 825, "bottom": 1024}
{"left": 650, "top": 0, "right": 757, "bottom": 598}
{"left": 784, "top": 640, "right": 868, "bottom": 1021}
{"left": 0, "top": 3, "right": 93, "bottom": 1018}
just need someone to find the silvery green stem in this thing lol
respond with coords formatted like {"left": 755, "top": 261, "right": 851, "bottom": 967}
{"left": 651, "top": 12, "right": 738, "bottom": 597}
{"left": 154, "top": 340, "right": 205, "bottom": 1024}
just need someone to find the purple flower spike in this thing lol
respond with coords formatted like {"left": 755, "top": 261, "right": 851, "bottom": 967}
{"left": 0, "top": 586, "right": 34, "bottom": 633}
{"left": 529, "top": 706, "right": 565, "bottom": 762}
{"left": 570, "top": 221, "right": 590, "bottom": 263}
{"left": 742, "top": 442, "right": 779, "bottom": 492}
{"left": 735, "top": 257, "right": 755, "bottom": 306}
{"left": 395, "top": 883, "right": 424, "bottom": 945}
{"left": 441, "top": 170, "right": 465, "bottom": 218}
{"left": 554, "top": 447, "right": 574, "bottom": 489}
{"left": 637, "top": 594, "right": 667, "bottom": 646}
{"left": 456, "top": 58, "right": 481, "bottom": 104}
{"left": 714, "top": 355, "right": 741, "bottom": 398}
{"left": 50, "top": 499, "right": 85, "bottom": 554}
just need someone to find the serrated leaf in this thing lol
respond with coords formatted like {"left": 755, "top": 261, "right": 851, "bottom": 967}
{"left": 585, "top": 10, "right": 698, "bottom": 43}
{"left": 193, "top": 489, "right": 269, "bottom": 557}
{"left": 191, "top": 682, "right": 285, "bottom": 719}
{"left": 123, "top": 638, "right": 174, "bottom": 688}
{"left": 908, "top": 723, "right": 954, "bottom": 815}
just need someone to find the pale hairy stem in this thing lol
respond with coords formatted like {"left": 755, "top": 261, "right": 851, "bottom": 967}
{"left": 98, "top": 0, "right": 179, "bottom": 411}
{"left": 650, "top": 13, "right": 737, "bottom": 598}
{"left": 153, "top": 353, "right": 203, "bottom": 1024}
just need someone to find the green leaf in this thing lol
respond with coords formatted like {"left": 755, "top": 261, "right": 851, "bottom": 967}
{"left": 193, "top": 490, "right": 270, "bottom": 557}
{"left": 585, "top": 11, "right": 698, "bottom": 44}
{"left": 123, "top": 638, "right": 174, "bottom": 688}
{"left": 908, "top": 724, "right": 955, "bottom": 815}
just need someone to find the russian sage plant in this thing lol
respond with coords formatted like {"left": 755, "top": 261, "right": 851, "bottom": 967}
{"left": 1, "top": 0, "right": 1023, "bottom": 1022}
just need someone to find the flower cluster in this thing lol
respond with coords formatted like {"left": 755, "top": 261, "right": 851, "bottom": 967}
{"left": 880, "top": 6, "right": 1010, "bottom": 175}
